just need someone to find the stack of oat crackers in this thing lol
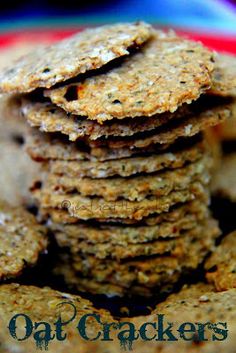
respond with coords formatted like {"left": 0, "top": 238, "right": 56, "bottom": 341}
{"left": 0, "top": 22, "right": 234, "bottom": 297}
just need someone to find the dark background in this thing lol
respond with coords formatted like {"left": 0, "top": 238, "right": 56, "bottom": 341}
{"left": 0, "top": 0, "right": 236, "bottom": 34}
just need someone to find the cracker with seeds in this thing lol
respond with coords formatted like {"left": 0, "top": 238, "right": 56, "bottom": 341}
{"left": 26, "top": 127, "right": 173, "bottom": 162}
{"left": 49, "top": 138, "right": 206, "bottom": 178}
{"left": 40, "top": 195, "right": 210, "bottom": 224}
{"left": 54, "top": 215, "right": 212, "bottom": 260}
{"left": 0, "top": 283, "right": 112, "bottom": 320}
{"left": 26, "top": 100, "right": 227, "bottom": 161}
{"left": 45, "top": 31, "right": 214, "bottom": 121}
{"left": 154, "top": 285, "right": 236, "bottom": 352}
{"left": 0, "top": 283, "right": 114, "bottom": 353}
{"left": 25, "top": 128, "right": 91, "bottom": 161}
{"left": 70, "top": 218, "right": 219, "bottom": 263}
{"left": 35, "top": 182, "right": 207, "bottom": 220}
{"left": 57, "top": 218, "right": 219, "bottom": 291}
{"left": 20, "top": 93, "right": 218, "bottom": 142}
{"left": 155, "top": 283, "right": 235, "bottom": 321}
{"left": 20, "top": 96, "right": 185, "bottom": 141}
{"left": 87, "top": 99, "right": 232, "bottom": 149}
{"left": 0, "top": 22, "right": 152, "bottom": 93}
{"left": 44, "top": 157, "right": 210, "bottom": 202}
{"left": 52, "top": 201, "right": 209, "bottom": 245}
{"left": 128, "top": 284, "right": 236, "bottom": 352}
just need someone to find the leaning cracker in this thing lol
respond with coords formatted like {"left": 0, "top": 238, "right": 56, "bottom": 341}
{"left": 44, "top": 157, "right": 210, "bottom": 201}
{"left": 0, "top": 22, "right": 152, "bottom": 93}
{"left": 205, "top": 231, "right": 236, "bottom": 291}
{"left": 209, "top": 53, "right": 236, "bottom": 97}
{"left": 34, "top": 182, "right": 208, "bottom": 220}
{"left": 0, "top": 201, "right": 48, "bottom": 280}
{"left": 45, "top": 31, "right": 214, "bottom": 121}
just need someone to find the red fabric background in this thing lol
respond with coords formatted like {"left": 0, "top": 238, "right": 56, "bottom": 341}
{"left": 0, "top": 28, "right": 235, "bottom": 54}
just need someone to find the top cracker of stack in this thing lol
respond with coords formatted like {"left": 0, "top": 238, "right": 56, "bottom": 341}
{"left": 0, "top": 22, "right": 234, "bottom": 297}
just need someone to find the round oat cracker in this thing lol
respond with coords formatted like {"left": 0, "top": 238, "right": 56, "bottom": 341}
{"left": 0, "top": 283, "right": 114, "bottom": 353}
{"left": 25, "top": 127, "right": 203, "bottom": 163}
{"left": 44, "top": 197, "right": 210, "bottom": 224}
{"left": 20, "top": 94, "right": 213, "bottom": 142}
{"left": 20, "top": 96, "right": 181, "bottom": 141}
{"left": 53, "top": 214, "right": 211, "bottom": 260}
{"left": 45, "top": 31, "right": 214, "bottom": 121}
{"left": 34, "top": 182, "right": 208, "bottom": 220}
{"left": 128, "top": 283, "right": 236, "bottom": 353}
{"left": 86, "top": 98, "right": 232, "bottom": 149}
{"left": 49, "top": 138, "right": 205, "bottom": 178}
{"left": 51, "top": 201, "right": 209, "bottom": 246}
{"left": 0, "top": 22, "right": 152, "bottom": 93}
{"left": 44, "top": 157, "right": 210, "bottom": 202}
